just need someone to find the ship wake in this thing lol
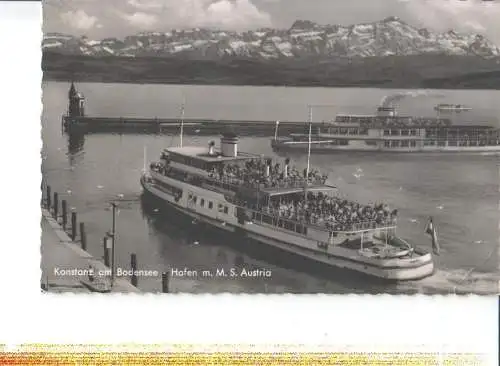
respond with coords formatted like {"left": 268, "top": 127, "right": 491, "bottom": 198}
{"left": 399, "top": 267, "right": 499, "bottom": 295}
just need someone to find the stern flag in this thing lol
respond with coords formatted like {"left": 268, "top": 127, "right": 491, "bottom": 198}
{"left": 425, "top": 217, "right": 440, "bottom": 255}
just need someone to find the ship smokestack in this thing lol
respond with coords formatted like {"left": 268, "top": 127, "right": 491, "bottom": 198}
{"left": 208, "top": 141, "right": 215, "bottom": 155}
{"left": 265, "top": 159, "right": 271, "bottom": 177}
{"left": 284, "top": 158, "right": 290, "bottom": 178}
{"left": 220, "top": 132, "right": 238, "bottom": 157}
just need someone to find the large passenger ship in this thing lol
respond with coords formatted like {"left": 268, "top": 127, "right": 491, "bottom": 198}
{"left": 140, "top": 131, "right": 435, "bottom": 281}
{"left": 271, "top": 106, "right": 500, "bottom": 153}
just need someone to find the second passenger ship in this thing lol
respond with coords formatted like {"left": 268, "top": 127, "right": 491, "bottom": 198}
{"left": 271, "top": 106, "right": 500, "bottom": 153}
{"left": 141, "top": 131, "right": 435, "bottom": 281}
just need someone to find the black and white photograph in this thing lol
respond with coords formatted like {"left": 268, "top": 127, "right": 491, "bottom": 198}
{"left": 41, "top": 0, "right": 499, "bottom": 294}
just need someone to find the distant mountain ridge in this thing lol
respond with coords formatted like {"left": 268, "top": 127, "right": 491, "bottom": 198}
{"left": 43, "top": 17, "right": 500, "bottom": 60}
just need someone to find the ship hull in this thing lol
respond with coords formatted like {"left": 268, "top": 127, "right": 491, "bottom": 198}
{"left": 271, "top": 139, "right": 500, "bottom": 154}
{"left": 141, "top": 175, "right": 434, "bottom": 281}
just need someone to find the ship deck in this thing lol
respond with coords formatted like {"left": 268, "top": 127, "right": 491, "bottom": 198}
{"left": 166, "top": 146, "right": 262, "bottom": 163}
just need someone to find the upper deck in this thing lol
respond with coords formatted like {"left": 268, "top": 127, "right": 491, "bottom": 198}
{"left": 166, "top": 146, "right": 262, "bottom": 163}
{"left": 160, "top": 134, "right": 331, "bottom": 198}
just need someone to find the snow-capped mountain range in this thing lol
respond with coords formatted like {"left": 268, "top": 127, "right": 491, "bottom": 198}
{"left": 43, "top": 17, "right": 500, "bottom": 59}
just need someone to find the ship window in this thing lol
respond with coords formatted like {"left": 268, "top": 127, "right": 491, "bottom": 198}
{"left": 200, "top": 198, "right": 205, "bottom": 207}
{"left": 410, "top": 129, "right": 417, "bottom": 136}
{"left": 331, "top": 128, "right": 338, "bottom": 134}
{"left": 424, "top": 139, "right": 435, "bottom": 146}
{"left": 188, "top": 193, "right": 193, "bottom": 200}
{"left": 339, "top": 128, "right": 348, "bottom": 135}
{"left": 349, "top": 128, "right": 358, "bottom": 135}
{"left": 400, "top": 140, "right": 409, "bottom": 147}
{"left": 390, "top": 129, "right": 400, "bottom": 136}
{"left": 154, "top": 180, "right": 183, "bottom": 197}
{"left": 365, "top": 140, "right": 377, "bottom": 146}
{"left": 391, "top": 140, "right": 399, "bottom": 147}
{"left": 410, "top": 141, "right": 416, "bottom": 147}
{"left": 384, "top": 141, "right": 391, "bottom": 148}
{"left": 401, "top": 129, "right": 409, "bottom": 136}
{"left": 383, "top": 130, "right": 390, "bottom": 136}
{"left": 359, "top": 128, "right": 368, "bottom": 135}
{"left": 208, "top": 201, "right": 213, "bottom": 209}
{"left": 193, "top": 196, "right": 197, "bottom": 204}
{"left": 224, "top": 206, "right": 229, "bottom": 214}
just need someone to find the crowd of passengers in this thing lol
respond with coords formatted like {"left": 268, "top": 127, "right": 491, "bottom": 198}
{"left": 265, "top": 192, "right": 396, "bottom": 231}
{"left": 149, "top": 159, "right": 396, "bottom": 231}
{"left": 208, "top": 158, "right": 328, "bottom": 188}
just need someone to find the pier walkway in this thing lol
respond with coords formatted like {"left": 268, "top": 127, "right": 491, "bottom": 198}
{"left": 41, "top": 208, "right": 140, "bottom": 293}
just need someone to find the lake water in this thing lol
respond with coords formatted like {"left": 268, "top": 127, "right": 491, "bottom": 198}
{"left": 42, "top": 81, "right": 500, "bottom": 294}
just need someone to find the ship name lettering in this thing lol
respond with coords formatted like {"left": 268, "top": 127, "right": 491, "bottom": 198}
{"left": 239, "top": 268, "right": 272, "bottom": 278}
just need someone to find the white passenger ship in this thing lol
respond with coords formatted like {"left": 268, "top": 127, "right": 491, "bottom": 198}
{"left": 271, "top": 106, "right": 500, "bottom": 153}
{"left": 141, "top": 131, "right": 435, "bottom": 281}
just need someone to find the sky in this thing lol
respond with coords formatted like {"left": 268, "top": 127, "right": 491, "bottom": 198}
{"left": 43, "top": 0, "right": 500, "bottom": 44}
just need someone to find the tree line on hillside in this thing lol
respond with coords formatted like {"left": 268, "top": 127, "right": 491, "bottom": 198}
{"left": 42, "top": 52, "right": 500, "bottom": 89}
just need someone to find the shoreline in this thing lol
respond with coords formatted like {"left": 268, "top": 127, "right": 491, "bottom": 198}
{"left": 42, "top": 53, "right": 500, "bottom": 90}
{"left": 42, "top": 74, "right": 500, "bottom": 90}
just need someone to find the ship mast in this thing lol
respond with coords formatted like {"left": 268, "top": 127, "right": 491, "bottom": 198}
{"left": 306, "top": 105, "right": 312, "bottom": 180}
{"left": 179, "top": 95, "right": 186, "bottom": 148}
{"left": 304, "top": 105, "right": 313, "bottom": 200}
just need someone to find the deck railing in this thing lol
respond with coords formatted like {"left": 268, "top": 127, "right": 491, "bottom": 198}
{"left": 241, "top": 203, "right": 393, "bottom": 234}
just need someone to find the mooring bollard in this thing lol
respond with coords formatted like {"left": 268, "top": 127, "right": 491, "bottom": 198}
{"left": 46, "top": 186, "right": 51, "bottom": 210}
{"left": 162, "top": 271, "right": 169, "bottom": 293}
{"left": 53, "top": 192, "right": 59, "bottom": 220}
{"left": 130, "top": 253, "right": 138, "bottom": 287}
{"left": 61, "top": 200, "right": 67, "bottom": 230}
{"left": 80, "top": 222, "right": 86, "bottom": 251}
{"left": 103, "top": 237, "right": 110, "bottom": 267}
{"left": 71, "top": 212, "right": 77, "bottom": 241}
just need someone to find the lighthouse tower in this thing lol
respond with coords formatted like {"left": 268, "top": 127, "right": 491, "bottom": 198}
{"left": 68, "top": 81, "right": 85, "bottom": 117}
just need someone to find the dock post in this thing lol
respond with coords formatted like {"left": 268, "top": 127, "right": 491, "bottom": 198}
{"left": 61, "top": 200, "right": 67, "bottom": 230}
{"left": 103, "top": 237, "right": 110, "bottom": 267}
{"left": 53, "top": 192, "right": 59, "bottom": 220}
{"left": 162, "top": 271, "right": 169, "bottom": 293}
{"left": 130, "top": 253, "right": 138, "bottom": 287}
{"left": 46, "top": 186, "right": 51, "bottom": 210}
{"left": 71, "top": 212, "right": 77, "bottom": 241}
{"left": 40, "top": 180, "right": 45, "bottom": 208}
{"left": 79, "top": 222, "right": 86, "bottom": 251}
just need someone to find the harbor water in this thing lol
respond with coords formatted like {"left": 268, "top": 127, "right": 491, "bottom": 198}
{"left": 42, "top": 81, "right": 500, "bottom": 294}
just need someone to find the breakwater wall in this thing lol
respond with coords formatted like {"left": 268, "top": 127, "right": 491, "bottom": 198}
{"left": 62, "top": 115, "right": 318, "bottom": 136}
